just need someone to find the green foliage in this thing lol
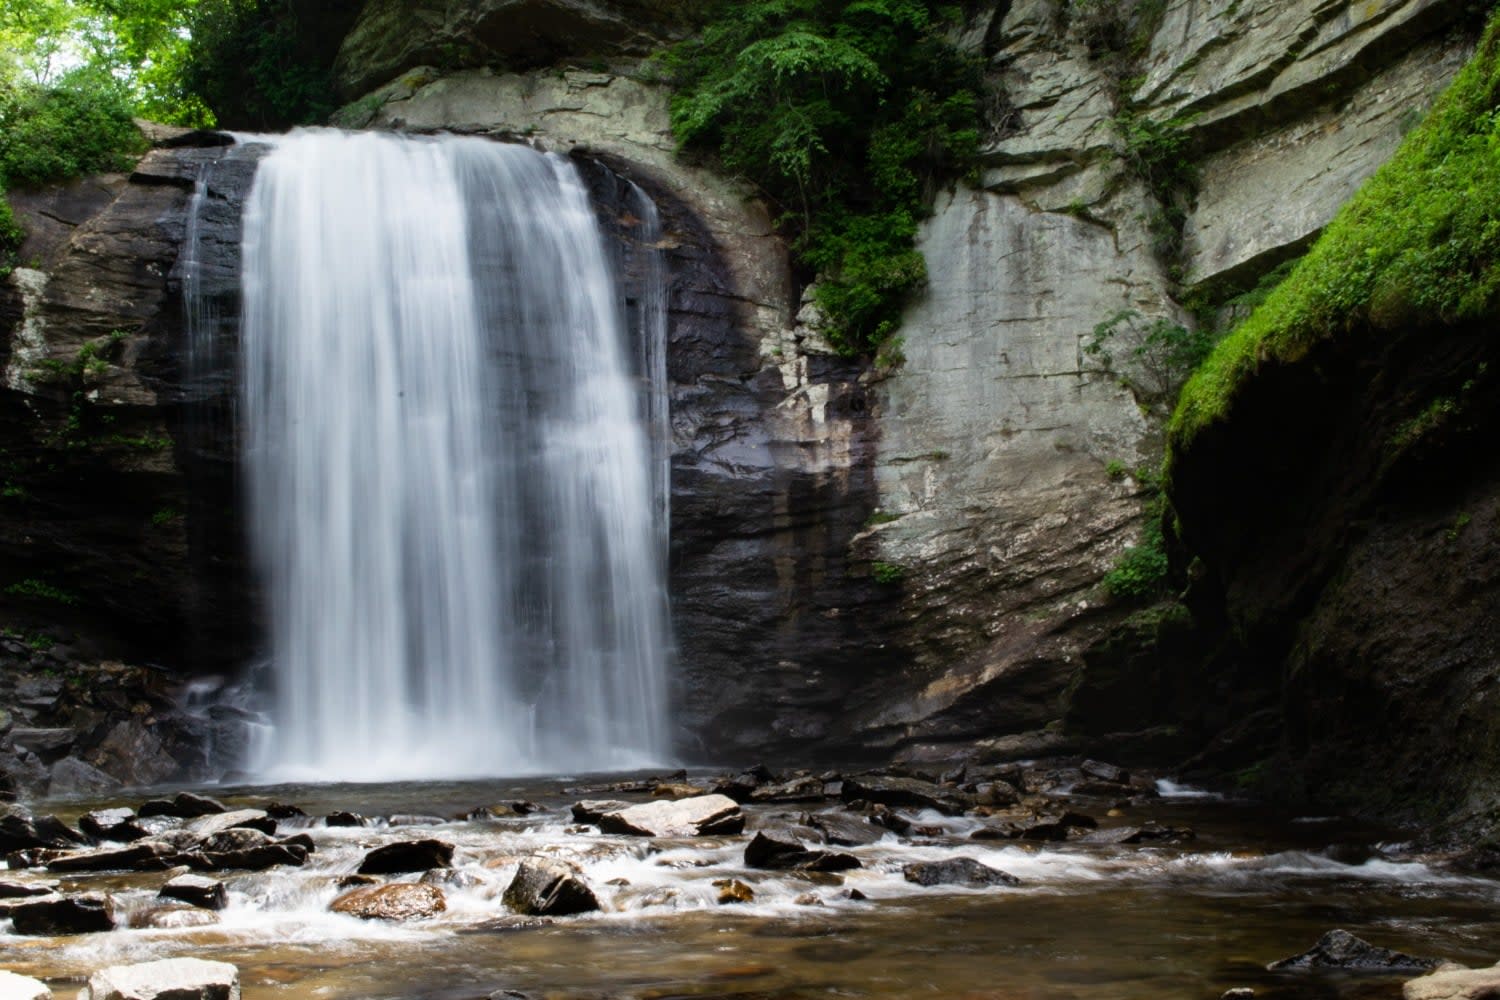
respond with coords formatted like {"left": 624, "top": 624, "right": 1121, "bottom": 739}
{"left": 871, "top": 560, "right": 906, "bottom": 585}
{"left": 1086, "top": 309, "right": 1213, "bottom": 409}
{"left": 183, "top": 0, "right": 336, "bottom": 129}
{"left": 1171, "top": 11, "right": 1500, "bottom": 449}
{"left": 660, "top": 0, "right": 984, "bottom": 353}
{"left": 0, "top": 72, "right": 145, "bottom": 188}
{"left": 4, "top": 577, "right": 79, "bottom": 606}
{"left": 1067, "top": 0, "right": 1167, "bottom": 63}
{"left": 1102, "top": 467, "right": 1171, "bottom": 601}
{"left": 1, "top": 626, "right": 54, "bottom": 651}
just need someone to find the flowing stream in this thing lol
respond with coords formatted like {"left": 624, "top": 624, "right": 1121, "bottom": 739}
{"left": 238, "top": 130, "right": 671, "bottom": 782}
{"left": 3, "top": 775, "right": 1499, "bottom": 1000}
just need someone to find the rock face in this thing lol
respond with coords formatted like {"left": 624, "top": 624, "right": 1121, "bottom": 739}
{"left": 1, "top": 1, "right": 1482, "bottom": 772}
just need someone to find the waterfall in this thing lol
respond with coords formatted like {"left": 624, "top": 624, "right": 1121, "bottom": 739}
{"left": 239, "top": 129, "right": 671, "bottom": 781}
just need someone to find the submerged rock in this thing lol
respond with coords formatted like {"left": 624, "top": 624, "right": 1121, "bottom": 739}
{"left": 84, "top": 957, "right": 239, "bottom": 1000}
{"left": 1267, "top": 929, "right": 1440, "bottom": 972}
{"left": 902, "top": 857, "right": 1020, "bottom": 888}
{"left": 357, "top": 838, "right": 455, "bottom": 875}
{"left": 502, "top": 859, "right": 599, "bottom": 917}
{"left": 127, "top": 904, "right": 221, "bottom": 929}
{"left": 0, "top": 970, "right": 51, "bottom": 1000}
{"left": 596, "top": 795, "right": 744, "bottom": 837}
{"left": 330, "top": 883, "right": 446, "bottom": 921}
{"left": 10, "top": 892, "right": 115, "bottom": 934}
{"left": 159, "top": 872, "right": 228, "bottom": 910}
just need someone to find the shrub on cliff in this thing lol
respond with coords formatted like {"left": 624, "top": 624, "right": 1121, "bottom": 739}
{"left": 657, "top": 0, "right": 984, "bottom": 355}
{"left": 1170, "top": 10, "right": 1500, "bottom": 451}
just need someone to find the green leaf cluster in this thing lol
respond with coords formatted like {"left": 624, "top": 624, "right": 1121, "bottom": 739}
{"left": 1170, "top": 9, "right": 1500, "bottom": 451}
{"left": 182, "top": 0, "right": 337, "bottom": 130}
{"left": 659, "top": 0, "right": 984, "bottom": 353}
{"left": 1102, "top": 466, "right": 1170, "bottom": 601}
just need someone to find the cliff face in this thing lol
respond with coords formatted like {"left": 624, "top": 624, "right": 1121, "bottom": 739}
{"left": 0, "top": 0, "right": 1485, "bottom": 773}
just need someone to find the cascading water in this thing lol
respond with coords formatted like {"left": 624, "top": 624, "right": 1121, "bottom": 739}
{"left": 239, "top": 129, "right": 671, "bottom": 781}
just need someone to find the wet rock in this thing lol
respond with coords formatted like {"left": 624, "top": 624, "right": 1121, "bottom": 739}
{"left": 358, "top": 838, "right": 455, "bottom": 874}
{"left": 1220, "top": 991, "right": 1255, "bottom": 1000}
{"left": 0, "top": 808, "right": 86, "bottom": 851}
{"left": 159, "top": 873, "right": 227, "bottom": 910}
{"left": 805, "top": 811, "right": 884, "bottom": 847}
{"left": 866, "top": 804, "right": 912, "bottom": 835}
{"left": 420, "top": 867, "right": 485, "bottom": 890}
{"left": 842, "top": 775, "right": 970, "bottom": 815}
{"left": 714, "top": 878, "right": 754, "bottom": 904}
{"left": 264, "top": 802, "right": 306, "bottom": 820}
{"left": 902, "top": 857, "right": 1021, "bottom": 888}
{"left": 0, "top": 878, "right": 57, "bottom": 898}
{"left": 748, "top": 776, "right": 828, "bottom": 804}
{"left": 973, "top": 781, "right": 1021, "bottom": 808}
{"left": 330, "top": 883, "right": 447, "bottom": 921}
{"left": 1080, "top": 760, "right": 1130, "bottom": 785}
{"left": 335, "top": 874, "right": 378, "bottom": 889}
{"left": 47, "top": 757, "right": 122, "bottom": 797}
{"left": 1267, "top": 929, "right": 1440, "bottom": 972}
{"left": 652, "top": 782, "right": 706, "bottom": 800}
{"left": 79, "top": 808, "right": 149, "bottom": 842}
{"left": 969, "top": 825, "right": 1019, "bottom": 841}
{"left": 388, "top": 814, "right": 445, "bottom": 827}
{"left": 324, "top": 811, "right": 366, "bottom": 827}
{"left": 138, "top": 792, "right": 226, "bottom": 819}
{"left": 191, "top": 832, "right": 307, "bottom": 872}
{"left": 134, "top": 816, "right": 185, "bottom": 838}
{"left": 9, "top": 728, "right": 74, "bottom": 760}
{"left": 186, "top": 809, "right": 275, "bottom": 838}
{"left": 570, "top": 800, "right": 631, "bottom": 824}
{"left": 1017, "top": 811, "right": 1098, "bottom": 842}
{"left": 596, "top": 795, "right": 744, "bottom": 837}
{"left": 743, "top": 832, "right": 861, "bottom": 872}
{"left": 10, "top": 892, "right": 115, "bottom": 934}
{"left": 84, "top": 957, "right": 239, "bottom": 1000}
{"left": 1403, "top": 965, "right": 1500, "bottom": 999}
{"left": 0, "top": 970, "right": 50, "bottom": 1000}
{"left": 843, "top": 888, "right": 867, "bottom": 901}
{"left": 502, "top": 859, "right": 600, "bottom": 917}
{"left": 1121, "top": 823, "right": 1195, "bottom": 844}
{"left": 127, "top": 904, "right": 222, "bottom": 929}
{"left": 47, "top": 841, "right": 178, "bottom": 873}
{"left": 793, "top": 892, "right": 823, "bottom": 906}
{"left": 1078, "top": 826, "right": 1144, "bottom": 845}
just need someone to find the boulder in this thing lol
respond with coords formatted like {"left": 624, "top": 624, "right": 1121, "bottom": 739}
{"left": 743, "top": 832, "right": 860, "bottom": 873}
{"left": 0, "top": 879, "right": 58, "bottom": 898}
{"left": 47, "top": 841, "right": 178, "bottom": 873}
{"left": 47, "top": 757, "right": 122, "bottom": 797}
{"left": 331, "top": 883, "right": 447, "bottom": 921}
{"left": 324, "top": 811, "right": 365, "bottom": 827}
{"left": 502, "top": 859, "right": 599, "bottom": 917}
{"left": 805, "top": 812, "right": 884, "bottom": 847}
{"left": 0, "top": 970, "right": 50, "bottom": 1000}
{"left": 0, "top": 809, "right": 86, "bottom": 851}
{"left": 1404, "top": 964, "right": 1500, "bottom": 999}
{"left": 84, "top": 957, "right": 239, "bottom": 1000}
{"left": 186, "top": 809, "right": 275, "bottom": 838}
{"left": 1080, "top": 760, "right": 1130, "bottom": 785}
{"left": 189, "top": 830, "right": 307, "bottom": 872}
{"left": 596, "top": 795, "right": 744, "bottom": 837}
{"left": 570, "top": 800, "right": 630, "bottom": 824}
{"left": 79, "top": 808, "right": 149, "bottom": 842}
{"left": 1267, "top": 930, "right": 1440, "bottom": 972}
{"left": 8, "top": 728, "right": 74, "bottom": 759}
{"left": 127, "top": 905, "right": 221, "bottom": 929}
{"left": 10, "top": 893, "right": 115, "bottom": 934}
{"left": 357, "top": 839, "right": 455, "bottom": 875}
{"left": 902, "top": 857, "right": 1021, "bottom": 888}
{"left": 139, "top": 793, "right": 226, "bottom": 819}
{"left": 159, "top": 873, "right": 228, "bottom": 910}
{"left": 841, "top": 775, "right": 971, "bottom": 815}
{"left": 748, "top": 776, "right": 828, "bottom": 803}
{"left": 713, "top": 878, "right": 754, "bottom": 904}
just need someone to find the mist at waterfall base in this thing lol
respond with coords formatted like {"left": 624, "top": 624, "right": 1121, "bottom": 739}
{"left": 236, "top": 129, "right": 672, "bottom": 783}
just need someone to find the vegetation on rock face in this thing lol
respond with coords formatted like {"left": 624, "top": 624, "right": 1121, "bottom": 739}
{"left": 1169, "top": 9, "right": 1500, "bottom": 453}
{"left": 657, "top": 0, "right": 985, "bottom": 354}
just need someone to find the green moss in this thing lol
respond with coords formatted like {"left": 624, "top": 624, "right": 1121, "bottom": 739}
{"left": 1170, "top": 13, "right": 1500, "bottom": 452}
{"left": 4, "top": 578, "right": 79, "bottom": 607}
{"left": 871, "top": 560, "right": 906, "bottom": 585}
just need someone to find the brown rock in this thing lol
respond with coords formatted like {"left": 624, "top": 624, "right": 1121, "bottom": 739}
{"left": 330, "top": 883, "right": 447, "bottom": 921}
